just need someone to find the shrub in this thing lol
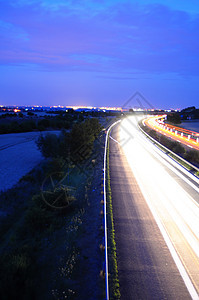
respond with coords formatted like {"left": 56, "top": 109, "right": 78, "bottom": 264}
{"left": 20, "top": 120, "right": 36, "bottom": 132}
{"left": 167, "top": 112, "right": 181, "bottom": 124}
{"left": 36, "top": 133, "right": 60, "bottom": 158}
{"left": 0, "top": 124, "right": 7, "bottom": 134}
{"left": 184, "top": 150, "right": 199, "bottom": 164}
{"left": 38, "top": 119, "right": 50, "bottom": 129}
{"left": 46, "top": 157, "right": 66, "bottom": 173}
{"left": 70, "top": 118, "right": 102, "bottom": 162}
{"left": 171, "top": 142, "right": 185, "bottom": 154}
{"left": 25, "top": 205, "right": 52, "bottom": 231}
{"left": 0, "top": 248, "right": 36, "bottom": 300}
{"left": 159, "top": 135, "right": 173, "bottom": 149}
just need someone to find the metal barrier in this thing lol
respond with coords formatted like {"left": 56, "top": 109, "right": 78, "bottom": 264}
{"left": 138, "top": 123, "right": 199, "bottom": 174}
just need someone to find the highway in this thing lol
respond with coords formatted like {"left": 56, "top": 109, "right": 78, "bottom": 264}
{"left": 144, "top": 115, "right": 199, "bottom": 151}
{"left": 109, "top": 116, "right": 199, "bottom": 299}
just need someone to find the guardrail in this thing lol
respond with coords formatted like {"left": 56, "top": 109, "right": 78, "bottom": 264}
{"left": 103, "top": 120, "right": 121, "bottom": 300}
{"left": 138, "top": 123, "right": 199, "bottom": 174}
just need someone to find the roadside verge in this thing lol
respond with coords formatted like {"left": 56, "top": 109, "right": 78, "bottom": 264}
{"left": 139, "top": 121, "right": 199, "bottom": 179}
{"left": 104, "top": 121, "right": 121, "bottom": 300}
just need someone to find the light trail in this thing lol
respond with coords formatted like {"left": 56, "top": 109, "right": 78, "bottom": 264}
{"left": 144, "top": 115, "right": 199, "bottom": 151}
{"left": 119, "top": 116, "right": 199, "bottom": 299}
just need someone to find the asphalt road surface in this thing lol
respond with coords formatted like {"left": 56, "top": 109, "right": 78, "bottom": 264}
{"left": 109, "top": 116, "right": 199, "bottom": 299}
{"left": 144, "top": 115, "right": 199, "bottom": 151}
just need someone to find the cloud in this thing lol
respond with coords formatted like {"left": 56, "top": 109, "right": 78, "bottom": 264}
{"left": 7, "top": 0, "right": 199, "bottom": 16}
{"left": 0, "top": 1, "right": 199, "bottom": 77}
{"left": 0, "top": 19, "right": 29, "bottom": 41}
{"left": 9, "top": 0, "right": 113, "bottom": 15}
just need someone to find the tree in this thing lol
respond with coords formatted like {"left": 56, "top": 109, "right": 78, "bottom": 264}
{"left": 36, "top": 133, "right": 59, "bottom": 158}
{"left": 70, "top": 118, "right": 102, "bottom": 162}
{"left": 167, "top": 113, "right": 181, "bottom": 124}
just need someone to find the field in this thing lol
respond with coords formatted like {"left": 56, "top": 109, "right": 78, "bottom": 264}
{"left": 0, "top": 131, "right": 59, "bottom": 191}
{"left": 0, "top": 129, "right": 105, "bottom": 299}
{"left": 181, "top": 120, "right": 199, "bottom": 132}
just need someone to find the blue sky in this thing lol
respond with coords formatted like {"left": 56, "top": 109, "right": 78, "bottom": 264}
{"left": 0, "top": 0, "right": 199, "bottom": 109}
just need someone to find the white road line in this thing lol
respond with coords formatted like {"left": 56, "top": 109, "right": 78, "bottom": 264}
{"left": 104, "top": 120, "right": 121, "bottom": 300}
{"left": 109, "top": 135, "right": 121, "bottom": 145}
{"left": 120, "top": 118, "right": 199, "bottom": 299}
{"left": 137, "top": 179, "right": 199, "bottom": 300}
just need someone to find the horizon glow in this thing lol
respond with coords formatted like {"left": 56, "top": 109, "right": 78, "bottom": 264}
{"left": 0, "top": 1, "right": 199, "bottom": 109}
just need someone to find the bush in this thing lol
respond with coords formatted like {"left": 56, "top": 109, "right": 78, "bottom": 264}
{"left": 0, "top": 124, "right": 7, "bottom": 134}
{"left": 25, "top": 205, "right": 52, "bottom": 232}
{"left": 70, "top": 118, "right": 102, "bottom": 162}
{"left": 159, "top": 135, "right": 173, "bottom": 149}
{"left": 184, "top": 150, "right": 199, "bottom": 164}
{"left": 27, "top": 111, "right": 34, "bottom": 116}
{"left": 20, "top": 120, "right": 36, "bottom": 132}
{"left": 10, "top": 121, "right": 21, "bottom": 133}
{"left": 38, "top": 119, "right": 50, "bottom": 129}
{"left": 36, "top": 133, "right": 60, "bottom": 158}
{"left": 0, "top": 248, "right": 36, "bottom": 300}
{"left": 41, "top": 189, "right": 75, "bottom": 209}
{"left": 47, "top": 157, "right": 66, "bottom": 173}
{"left": 167, "top": 113, "right": 181, "bottom": 124}
{"left": 171, "top": 142, "right": 185, "bottom": 154}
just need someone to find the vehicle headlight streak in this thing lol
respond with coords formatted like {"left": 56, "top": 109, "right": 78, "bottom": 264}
{"left": 144, "top": 115, "right": 199, "bottom": 150}
{"left": 119, "top": 117, "right": 199, "bottom": 299}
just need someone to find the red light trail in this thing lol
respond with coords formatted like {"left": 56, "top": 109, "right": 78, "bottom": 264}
{"left": 144, "top": 115, "right": 199, "bottom": 151}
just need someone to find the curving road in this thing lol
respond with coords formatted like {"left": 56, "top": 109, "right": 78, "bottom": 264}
{"left": 109, "top": 116, "right": 199, "bottom": 299}
{"left": 144, "top": 115, "right": 199, "bottom": 151}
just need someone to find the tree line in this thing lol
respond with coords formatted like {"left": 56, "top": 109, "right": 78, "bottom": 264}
{"left": 0, "top": 118, "right": 72, "bottom": 134}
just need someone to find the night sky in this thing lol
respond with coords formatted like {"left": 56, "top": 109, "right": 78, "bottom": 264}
{"left": 0, "top": 0, "right": 199, "bottom": 109}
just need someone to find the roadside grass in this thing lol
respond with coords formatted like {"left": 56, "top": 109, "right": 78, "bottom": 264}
{"left": 139, "top": 122, "right": 199, "bottom": 178}
{"left": 106, "top": 135, "right": 120, "bottom": 300}
{"left": 0, "top": 161, "right": 94, "bottom": 298}
{"left": 0, "top": 161, "right": 80, "bottom": 299}
{"left": 168, "top": 153, "right": 193, "bottom": 171}
{"left": 0, "top": 117, "right": 110, "bottom": 299}
{"left": 0, "top": 124, "right": 106, "bottom": 299}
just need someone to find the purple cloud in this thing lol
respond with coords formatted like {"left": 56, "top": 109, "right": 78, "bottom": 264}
{"left": 0, "top": 2, "right": 198, "bottom": 76}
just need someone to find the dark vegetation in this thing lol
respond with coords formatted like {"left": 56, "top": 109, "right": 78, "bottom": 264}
{"left": 0, "top": 109, "right": 120, "bottom": 134}
{"left": 180, "top": 106, "right": 199, "bottom": 120}
{"left": 106, "top": 137, "right": 120, "bottom": 299}
{"left": 167, "top": 112, "right": 181, "bottom": 124}
{"left": 0, "top": 117, "right": 107, "bottom": 299}
{"left": 165, "top": 106, "right": 199, "bottom": 126}
{"left": 0, "top": 112, "right": 73, "bottom": 134}
{"left": 37, "top": 118, "right": 102, "bottom": 162}
{"left": 140, "top": 123, "right": 199, "bottom": 167}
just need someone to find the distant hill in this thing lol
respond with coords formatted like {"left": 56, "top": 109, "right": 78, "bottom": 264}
{"left": 180, "top": 106, "right": 199, "bottom": 120}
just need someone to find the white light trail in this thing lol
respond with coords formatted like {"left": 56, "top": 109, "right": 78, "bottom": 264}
{"left": 119, "top": 117, "right": 199, "bottom": 299}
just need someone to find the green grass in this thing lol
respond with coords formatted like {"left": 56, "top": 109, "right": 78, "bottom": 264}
{"left": 168, "top": 153, "right": 192, "bottom": 170}
{"left": 106, "top": 135, "right": 120, "bottom": 300}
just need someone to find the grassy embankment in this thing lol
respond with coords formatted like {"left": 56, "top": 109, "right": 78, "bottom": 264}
{"left": 106, "top": 133, "right": 120, "bottom": 300}
{"left": 0, "top": 118, "right": 105, "bottom": 299}
{"left": 0, "top": 161, "right": 90, "bottom": 299}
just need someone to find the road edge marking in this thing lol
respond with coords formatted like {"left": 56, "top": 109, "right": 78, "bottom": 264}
{"left": 134, "top": 171, "right": 199, "bottom": 300}
{"left": 104, "top": 120, "right": 121, "bottom": 300}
